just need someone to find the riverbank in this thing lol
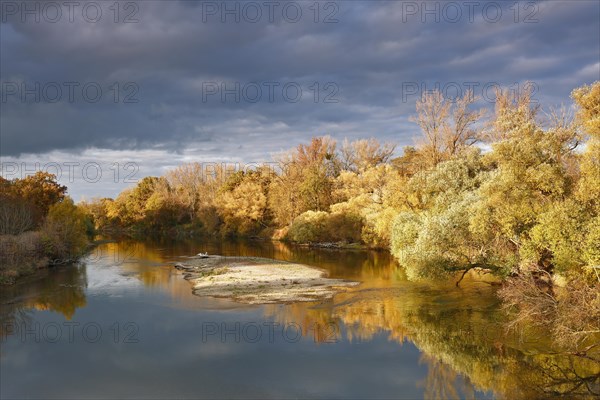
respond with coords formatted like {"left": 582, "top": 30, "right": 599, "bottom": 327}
{"left": 0, "top": 238, "right": 110, "bottom": 285}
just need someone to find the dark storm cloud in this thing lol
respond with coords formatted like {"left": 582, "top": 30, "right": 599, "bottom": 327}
{"left": 1, "top": 0, "right": 599, "bottom": 160}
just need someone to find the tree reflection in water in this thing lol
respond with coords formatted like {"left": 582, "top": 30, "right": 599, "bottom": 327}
{"left": 1, "top": 263, "right": 87, "bottom": 339}
{"left": 1, "top": 239, "right": 598, "bottom": 398}
{"left": 265, "top": 276, "right": 600, "bottom": 399}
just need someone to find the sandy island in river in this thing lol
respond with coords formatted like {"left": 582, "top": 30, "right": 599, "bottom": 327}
{"left": 174, "top": 255, "right": 359, "bottom": 304}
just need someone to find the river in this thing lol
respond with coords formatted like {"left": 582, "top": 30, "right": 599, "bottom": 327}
{"left": 1, "top": 239, "right": 598, "bottom": 399}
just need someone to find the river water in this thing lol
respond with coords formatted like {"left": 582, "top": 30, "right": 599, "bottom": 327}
{"left": 1, "top": 239, "right": 598, "bottom": 399}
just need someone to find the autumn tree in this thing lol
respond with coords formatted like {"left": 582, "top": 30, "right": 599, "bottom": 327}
{"left": 164, "top": 163, "right": 205, "bottom": 222}
{"left": 470, "top": 85, "right": 581, "bottom": 272}
{"left": 270, "top": 136, "right": 338, "bottom": 225}
{"left": 0, "top": 195, "right": 34, "bottom": 235}
{"left": 411, "top": 90, "right": 484, "bottom": 167}
{"left": 41, "top": 197, "right": 89, "bottom": 263}
{"left": 216, "top": 167, "right": 272, "bottom": 236}
{"left": 573, "top": 81, "right": 600, "bottom": 210}
{"left": 78, "top": 198, "right": 117, "bottom": 232}
{"left": 339, "top": 138, "right": 396, "bottom": 172}
{"left": 390, "top": 146, "right": 429, "bottom": 178}
{"left": 1, "top": 172, "right": 67, "bottom": 228}
{"left": 144, "top": 177, "right": 189, "bottom": 229}
{"left": 487, "top": 84, "right": 539, "bottom": 142}
{"left": 390, "top": 150, "right": 495, "bottom": 280}
{"left": 295, "top": 136, "right": 338, "bottom": 211}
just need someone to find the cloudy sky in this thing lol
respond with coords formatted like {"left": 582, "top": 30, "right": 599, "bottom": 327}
{"left": 1, "top": 0, "right": 599, "bottom": 199}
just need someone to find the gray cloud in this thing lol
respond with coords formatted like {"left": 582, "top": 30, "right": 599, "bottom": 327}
{"left": 1, "top": 0, "right": 599, "bottom": 197}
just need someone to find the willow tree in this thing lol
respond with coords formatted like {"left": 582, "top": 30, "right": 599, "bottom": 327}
{"left": 512, "top": 83, "right": 599, "bottom": 275}
{"left": 497, "top": 83, "right": 600, "bottom": 352}
{"left": 572, "top": 82, "right": 600, "bottom": 273}
{"left": 470, "top": 86, "right": 580, "bottom": 272}
{"left": 573, "top": 82, "right": 600, "bottom": 209}
{"left": 390, "top": 150, "right": 493, "bottom": 281}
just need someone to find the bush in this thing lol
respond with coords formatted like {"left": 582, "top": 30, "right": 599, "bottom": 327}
{"left": 197, "top": 206, "right": 221, "bottom": 235}
{"left": 327, "top": 212, "right": 363, "bottom": 243}
{"left": 287, "top": 211, "right": 329, "bottom": 243}
{"left": 40, "top": 198, "right": 89, "bottom": 263}
{"left": 286, "top": 210, "right": 363, "bottom": 243}
{"left": 361, "top": 207, "right": 398, "bottom": 248}
{"left": 0, "top": 231, "right": 47, "bottom": 284}
{"left": 0, "top": 200, "right": 35, "bottom": 235}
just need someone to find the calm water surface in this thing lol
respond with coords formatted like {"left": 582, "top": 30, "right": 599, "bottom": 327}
{"left": 1, "top": 239, "right": 598, "bottom": 399}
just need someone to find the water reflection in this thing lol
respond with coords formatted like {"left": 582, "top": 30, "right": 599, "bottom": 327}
{"left": 268, "top": 283, "right": 599, "bottom": 398}
{"left": 1, "top": 264, "right": 87, "bottom": 337}
{"left": 418, "top": 354, "right": 477, "bottom": 400}
{"left": 1, "top": 238, "right": 598, "bottom": 399}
